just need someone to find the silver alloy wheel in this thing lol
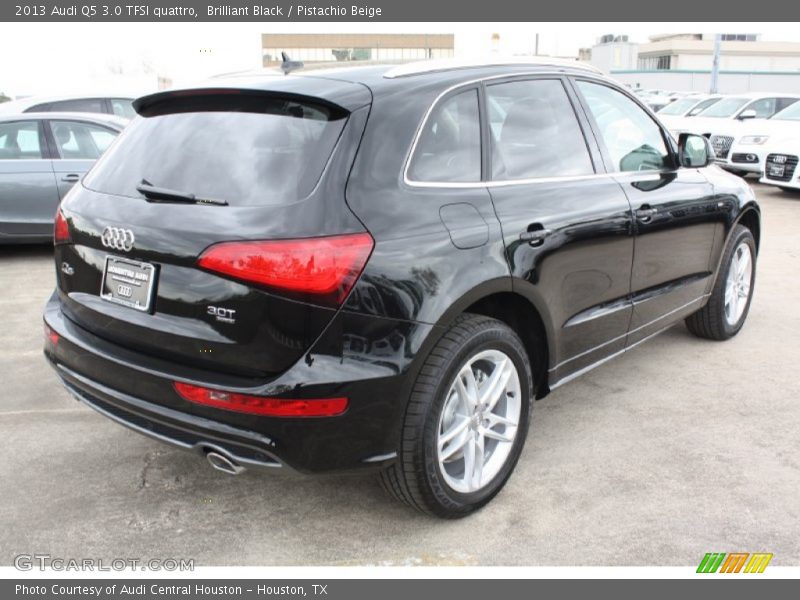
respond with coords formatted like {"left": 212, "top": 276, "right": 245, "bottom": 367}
{"left": 724, "top": 242, "right": 753, "bottom": 326}
{"left": 436, "top": 349, "right": 522, "bottom": 494}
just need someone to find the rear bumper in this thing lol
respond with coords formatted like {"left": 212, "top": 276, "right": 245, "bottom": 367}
{"left": 53, "top": 361, "right": 285, "bottom": 470}
{"left": 44, "top": 292, "right": 438, "bottom": 473}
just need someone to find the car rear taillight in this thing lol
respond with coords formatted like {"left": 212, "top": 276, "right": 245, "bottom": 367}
{"left": 173, "top": 382, "right": 348, "bottom": 417}
{"left": 44, "top": 323, "right": 59, "bottom": 346}
{"left": 54, "top": 209, "right": 70, "bottom": 245}
{"left": 197, "top": 233, "right": 373, "bottom": 306}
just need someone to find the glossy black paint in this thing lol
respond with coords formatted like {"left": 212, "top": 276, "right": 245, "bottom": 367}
{"left": 44, "top": 64, "right": 760, "bottom": 473}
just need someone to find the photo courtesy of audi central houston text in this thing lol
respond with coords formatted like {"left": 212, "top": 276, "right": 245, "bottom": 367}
{"left": 40, "top": 57, "right": 761, "bottom": 518}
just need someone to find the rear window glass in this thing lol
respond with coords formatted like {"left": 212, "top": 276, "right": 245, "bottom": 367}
{"left": 83, "top": 97, "right": 347, "bottom": 206}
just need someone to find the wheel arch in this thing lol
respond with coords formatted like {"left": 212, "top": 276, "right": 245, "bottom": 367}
{"left": 736, "top": 204, "right": 761, "bottom": 254}
{"left": 422, "top": 279, "right": 555, "bottom": 399}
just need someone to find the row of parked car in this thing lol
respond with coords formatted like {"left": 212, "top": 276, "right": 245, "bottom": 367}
{"left": 649, "top": 90, "right": 800, "bottom": 192}
{"left": 0, "top": 94, "right": 134, "bottom": 243}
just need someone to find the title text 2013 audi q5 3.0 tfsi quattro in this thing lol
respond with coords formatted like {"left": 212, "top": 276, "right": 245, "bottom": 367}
{"left": 43, "top": 59, "right": 761, "bottom": 517}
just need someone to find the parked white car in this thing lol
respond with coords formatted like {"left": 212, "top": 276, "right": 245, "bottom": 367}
{"left": 760, "top": 138, "right": 800, "bottom": 191}
{"left": 718, "top": 101, "right": 800, "bottom": 176}
{"left": 660, "top": 93, "right": 800, "bottom": 147}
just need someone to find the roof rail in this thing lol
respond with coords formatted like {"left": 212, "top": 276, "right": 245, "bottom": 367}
{"left": 383, "top": 57, "right": 603, "bottom": 79}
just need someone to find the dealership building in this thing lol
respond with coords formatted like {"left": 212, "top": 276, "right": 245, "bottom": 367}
{"left": 585, "top": 33, "right": 800, "bottom": 93}
{"left": 261, "top": 33, "right": 454, "bottom": 67}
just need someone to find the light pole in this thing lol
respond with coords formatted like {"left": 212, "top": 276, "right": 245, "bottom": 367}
{"left": 710, "top": 34, "right": 721, "bottom": 94}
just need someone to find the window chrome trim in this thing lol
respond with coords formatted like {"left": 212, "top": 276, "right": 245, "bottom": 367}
{"left": 402, "top": 70, "right": 629, "bottom": 189}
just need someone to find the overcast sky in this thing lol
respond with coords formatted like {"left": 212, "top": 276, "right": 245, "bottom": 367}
{"left": 1, "top": 22, "right": 798, "bottom": 97}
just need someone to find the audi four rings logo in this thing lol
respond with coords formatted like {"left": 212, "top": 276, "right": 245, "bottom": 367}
{"left": 101, "top": 226, "right": 135, "bottom": 251}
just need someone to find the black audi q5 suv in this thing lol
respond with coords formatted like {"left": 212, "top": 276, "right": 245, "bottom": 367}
{"left": 43, "top": 59, "right": 760, "bottom": 517}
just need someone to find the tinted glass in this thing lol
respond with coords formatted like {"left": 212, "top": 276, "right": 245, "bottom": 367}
{"left": 408, "top": 89, "right": 481, "bottom": 182}
{"left": 44, "top": 98, "right": 106, "bottom": 114}
{"left": 111, "top": 98, "right": 136, "bottom": 119}
{"left": 487, "top": 79, "right": 593, "bottom": 179}
{"left": 84, "top": 98, "right": 346, "bottom": 206}
{"left": 776, "top": 98, "right": 799, "bottom": 112}
{"left": 0, "top": 121, "right": 42, "bottom": 159}
{"left": 745, "top": 98, "right": 777, "bottom": 118}
{"left": 690, "top": 97, "right": 721, "bottom": 115}
{"left": 772, "top": 101, "right": 800, "bottom": 121}
{"left": 701, "top": 97, "right": 748, "bottom": 118}
{"left": 657, "top": 97, "right": 697, "bottom": 116}
{"left": 577, "top": 81, "right": 670, "bottom": 173}
{"left": 50, "top": 120, "right": 118, "bottom": 159}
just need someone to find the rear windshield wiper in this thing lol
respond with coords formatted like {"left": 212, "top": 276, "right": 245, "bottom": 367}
{"left": 136, "top": 180, "right": 228, "bottom": 206}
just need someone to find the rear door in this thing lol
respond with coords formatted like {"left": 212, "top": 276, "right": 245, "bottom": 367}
{"left": 0, "top": 119, "right": 59, "bottom": 239}
{"left": 573, "top": 79, "right": 717, "bottom": 347}
{"left": 484, "top": 77, "right": 635, "bottom": 383}
{"left": 45, "top": 119, "right": 118, "bottom": 199}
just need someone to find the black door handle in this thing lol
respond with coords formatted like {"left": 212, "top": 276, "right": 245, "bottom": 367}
{"left": 61, "top": 174, "right": 80, "bottom": 183}
{"left": 520, "top": 227, "right": 550, "bottom": 246}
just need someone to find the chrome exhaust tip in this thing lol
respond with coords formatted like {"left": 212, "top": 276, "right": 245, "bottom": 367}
{"left": 205, "top": 450, "right": 245, "bottom": 475}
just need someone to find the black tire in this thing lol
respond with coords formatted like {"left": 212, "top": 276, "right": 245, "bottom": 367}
{"left": 685, "top": 225, "right": 756, "bottom": 340}
{"left": 380, "top": 313, "right": 534, "bottom": 518}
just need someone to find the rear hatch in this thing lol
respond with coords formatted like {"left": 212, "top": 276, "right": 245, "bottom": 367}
{"left": 54, "top": 80, "right": 373, "bottom": 378}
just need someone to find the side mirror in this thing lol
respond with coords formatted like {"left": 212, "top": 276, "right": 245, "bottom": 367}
{"left": 678, "top": 133, "right": 713, "bottom": 168}
{"left": 738, "top": 109, "right": 758, "bottom": 120}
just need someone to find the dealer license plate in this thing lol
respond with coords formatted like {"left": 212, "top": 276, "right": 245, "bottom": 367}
{"left": 100, "top": 256, "right": 157, "bottom": 312}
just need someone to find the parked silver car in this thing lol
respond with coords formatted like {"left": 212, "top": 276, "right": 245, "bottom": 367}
{"left": 0, "top": 112, "right": 126, "bottom": 243}
{"left": 0, "top": 94, "right": 136, "bottom": 119}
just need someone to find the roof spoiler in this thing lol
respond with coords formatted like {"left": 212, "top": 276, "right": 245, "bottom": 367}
{"left": 132, "top": 87, "right": 348, "bottom": 118}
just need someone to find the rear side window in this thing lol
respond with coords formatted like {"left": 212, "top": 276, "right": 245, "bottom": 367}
{"left": 50, "top": 120, "right": 117, "bottom": 159}
{"left": 0, "top": 121, "right": 43, "bottom": 159}
{"left": 690, "top": 97, "right": 721, "bottom": 115}
{"left": 487, "top": 79, "right": 594, "bottom": 180}
{"left": 110, "top": 98, "right": 136, "bottom": 119}
{"left": 776, "top": 98, "right": 799, "bottom": 112}
{"left": 34, "top": 98, "right": 106, "bottom": 114}
{"left": 408, "top": 89, "right": 481, "bottom": 183}
{"left": 577, "top": 81, "right": 670, "bottom": 173}
{"left": 84, "top": 96, "right": 347, "bottom": 206}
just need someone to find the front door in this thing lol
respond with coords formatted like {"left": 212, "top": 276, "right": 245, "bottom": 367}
{"left": 573, "top": 79, "right": 718, "bottom": 347}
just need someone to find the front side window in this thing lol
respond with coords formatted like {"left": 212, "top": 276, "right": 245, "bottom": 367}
{"left": 0, "top": 121, "right": 42, "bottom": 159}
{"left": 408, "top": 89, "right": 481, "bottom": 183}
{"left": 701, "top": 97, "right": 748, "bottom": 118}
{"left": 49, "top": 121, "right": 118, "bottom": 159}
{"left": 487, "top": 79, "right": 594, "bottom": 180}
{"left": 745, "top": 98, "right": 777, "bottom": 118}
{"left": 657, "top": 97, "right": 696, "bottom": 116}
{"left": 577, "top": 81, "right": 671, "bottom": 173}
